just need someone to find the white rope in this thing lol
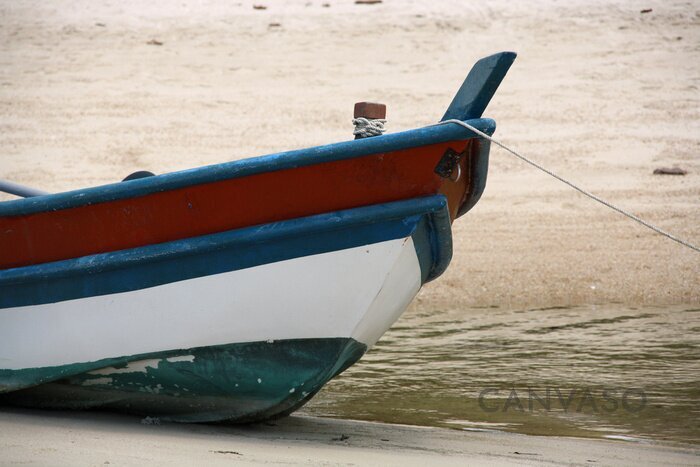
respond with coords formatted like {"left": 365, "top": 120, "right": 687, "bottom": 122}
{"left": 439, "top": 119, "right": 700, "bottom": 253}
{"left": 353, "top": 117, "right": 386, "bottom": 138}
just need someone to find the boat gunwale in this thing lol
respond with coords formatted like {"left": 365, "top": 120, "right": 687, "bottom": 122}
{"left": 0, "top": 195, "right": 449, "bottom": 286}
{"left": 0, "top": 119, "right": 495, "bottom": 217}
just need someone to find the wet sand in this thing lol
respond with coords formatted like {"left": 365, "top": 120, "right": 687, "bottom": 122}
{"left": 1, "top": 0, "right": 699, "bottom": 463}
{"left": 1, "top": 409, "right": 698, "bottom": 466}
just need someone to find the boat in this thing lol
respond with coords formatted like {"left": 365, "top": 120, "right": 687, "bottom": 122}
{"left": 0, "top": 52, "right": 516, "bottom": 423}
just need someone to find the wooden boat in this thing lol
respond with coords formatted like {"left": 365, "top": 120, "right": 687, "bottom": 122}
{"left": 0, "top": 52, "right": 515, "bottom": 422}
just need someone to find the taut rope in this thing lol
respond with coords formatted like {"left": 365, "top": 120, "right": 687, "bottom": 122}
{"left": 439, "top": 119, "right": 699, "bottom": 253}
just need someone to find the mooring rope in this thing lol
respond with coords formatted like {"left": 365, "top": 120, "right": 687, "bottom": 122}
{"left": 353, "top": 117, "right": 386, "bottom": 138}
{"left": 439, "top": 119, "right": 700, "bottom": 253}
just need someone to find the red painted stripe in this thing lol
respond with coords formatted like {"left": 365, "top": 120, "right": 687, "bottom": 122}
{"left": 0, "top": 140, "right": 468, "bottom": 269}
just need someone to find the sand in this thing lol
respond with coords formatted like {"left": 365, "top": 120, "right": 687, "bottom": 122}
{"left": 1, "top": 0, "right": 699, "bottom": 463}
{"left": 1, "top": 0, "right": 698, "bottom": 308}
{"left": 1, "top": 409, "right": 698, "bottom": 466}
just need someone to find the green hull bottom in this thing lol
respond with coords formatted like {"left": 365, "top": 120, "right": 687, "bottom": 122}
{"left": 0, "top": 338, "right": 366, "bottom": 423}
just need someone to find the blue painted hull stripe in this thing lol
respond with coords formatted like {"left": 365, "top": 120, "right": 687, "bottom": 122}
{"left": 0, "top": 119, "right": 495, "bottom": 217}
{"left": 0, "top": 196, "right": 451, "bottom": 309}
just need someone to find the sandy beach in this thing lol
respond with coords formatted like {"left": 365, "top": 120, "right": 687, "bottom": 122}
{"left": 1, "top": 0, "right": 699, "bottom": 463}
{"left": 1, "top": 0, "right": 698, "bottom": 308}
{"left": 1, "top": 409, "right": 699, "bottom": 466}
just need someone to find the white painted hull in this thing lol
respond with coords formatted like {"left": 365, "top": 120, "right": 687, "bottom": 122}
{"left": 1, "top": 237, "right": 421, "bottom": 372}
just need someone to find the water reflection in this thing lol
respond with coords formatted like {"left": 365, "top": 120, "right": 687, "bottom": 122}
{"left": 302, "top": 305, "right": 700, "bottom": 444}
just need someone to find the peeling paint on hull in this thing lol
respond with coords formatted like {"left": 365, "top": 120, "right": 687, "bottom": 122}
{"left": 0, "top": 338, "right": 366, "bottom": 423}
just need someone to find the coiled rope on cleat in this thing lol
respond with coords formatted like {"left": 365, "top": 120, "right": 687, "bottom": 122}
{"left": 353, "top": 117, "right": 386, "bottom": 138}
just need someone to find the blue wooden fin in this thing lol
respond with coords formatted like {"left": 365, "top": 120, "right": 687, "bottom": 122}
{"left": 440, "top": 51, "right": 516, "bottom": 122}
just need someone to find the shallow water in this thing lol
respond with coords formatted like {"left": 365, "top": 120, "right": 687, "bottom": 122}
{"left": 301, "top": 305, "right": 700, "bottom": 445}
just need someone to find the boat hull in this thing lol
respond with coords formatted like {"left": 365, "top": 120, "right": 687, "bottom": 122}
{"left": 0, "top": 196, "right": 450, "bottom": 422}
{"left": 0, "top": 51, "right": 517, "bottom": 422}
{"left": 0, "top": 338, "right": 365, "bottom": 423}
